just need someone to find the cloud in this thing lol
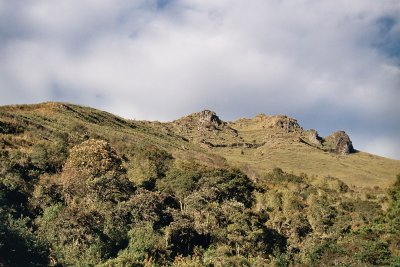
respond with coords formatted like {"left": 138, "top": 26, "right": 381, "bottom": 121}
{"left": 0, "top": 0, "right": 399, "bottom": 159}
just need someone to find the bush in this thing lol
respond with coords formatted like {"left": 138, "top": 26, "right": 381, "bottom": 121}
{"left": 126, "top": 145, "right": 173, "bottom": 189}
{"left": 0, "top": 214, "right": 48, "bottom": 266}
{"left": 60, "top": 139, "right": 134, "bottom": 204}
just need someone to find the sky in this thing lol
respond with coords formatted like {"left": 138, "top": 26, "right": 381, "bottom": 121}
{"left": 0, "top": 0, "right": 399, "bottom": 159}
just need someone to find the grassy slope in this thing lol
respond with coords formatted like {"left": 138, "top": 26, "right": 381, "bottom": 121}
{"left": 1, "top": 102, "right": 399, "bottom": 188}
{"left": 214, "top": 145, "right": 399, "bottom": 188}
{"left": 0, "top": 102, "right": 226, "bottom": 169}
{"left": 216, "top": 117, "right": 400, "bottom": 188}
{"left": 165, "top": 112, "right": 400, "bottom": 188}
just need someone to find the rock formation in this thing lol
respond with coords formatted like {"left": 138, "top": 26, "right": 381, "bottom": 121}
{"left": 196, "top": 110, "right": 222, "bottom": 129}
{"left": 253, "top": 114, "right": 302, "bottom": 132}
{"left": 325, "top": 131, "right": 354, "bottom": 155}
{"left": 305, "top": 129, "right": 322, "bottom": 146}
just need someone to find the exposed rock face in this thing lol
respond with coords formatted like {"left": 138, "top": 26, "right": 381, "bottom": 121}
{"left": 274, "top": 117, "right": 299, "bottom": 132}
{"left": 254, "top": 114, "right": 302, "bottom": 132}
{"left": 173, "top": 111, "right": 356, "bottom": 156}
{"left": 305, "top": 129, "right": 322, "bottom": 146}
{"left": 326, "top": 131, "right": 354, "bottom": 155}
{"left": 197, "top": 110, "right": 222, "bottom": 129}
{"left": 171, "top": 110, "right": 240, "bottom": 146}
{"left": 173, "top": 110, "right": 223, "bottom": 130}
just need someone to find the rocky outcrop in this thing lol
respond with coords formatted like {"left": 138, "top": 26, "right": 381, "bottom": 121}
{"left": 253, "top": 114, "right": 302, "bottom": 132}
{"left": 274, "top": 116, "right": 301, "bottom": 132}
{"left": 197, "top": 110, "right": 222, "bottom": 129}
{"left": 171, "top": 110, "right": 239, "bottom": 144}
{"left": 173, "top": 111, "right": 355, "bottom": 156}
{"left": 173, "top": 110, "right": 222, "bottom": 129}
{"left": 325, "top": 131, "right": 354, "bottom": 155}
{"left": 305, "top": 129, "right": 322, "bottom": 146}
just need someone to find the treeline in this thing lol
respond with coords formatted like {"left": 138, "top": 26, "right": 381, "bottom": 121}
{"left": 0, "top": 138, "right": 399, "bottom": 266}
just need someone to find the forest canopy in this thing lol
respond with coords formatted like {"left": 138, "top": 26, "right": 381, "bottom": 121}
{"left": 0, "top": 138, "right": 399, "bottom": 266}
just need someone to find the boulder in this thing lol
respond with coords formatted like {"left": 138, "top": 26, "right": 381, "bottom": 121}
{"left": 325, "top": 131, "right": 354, "bottom": 155}
{"left": 197, "top": 110, "right": 222, "bottom": 128}
{"left": 306, "top": 129, "right": 322, "bottom": 146}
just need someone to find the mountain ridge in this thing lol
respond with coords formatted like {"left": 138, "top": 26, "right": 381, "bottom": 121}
{"left": 1, "top": 102, "right": 399, "bottom": 188}
{"left": 172, "top": 109, "right": 354, "bottom": 154}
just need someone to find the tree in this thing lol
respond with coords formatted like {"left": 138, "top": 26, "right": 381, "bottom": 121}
{"left": 198, "top": 169, "right": 255, "bottom": 207}
{"left": 165, "top": 213, "right": 202, "bottom": 257}
{"left": 126, "top": 145, "right": 173, "bottom": 189}
{"left": 101, "top": 223, "right": 167, "bottom": 266}
{"left": 35, "top": 139, "right": 136, "bottom": 265}
{"left": 60, "top": 139, "right": 134, "bottom": 204}
{"left": 128, "top": 188, "right": 173, "bottom": 229}
{"left": 307, "top": 194, "right": 337, "bottom": 234}
{"left": 219, "top": 201, "right": 281, "bottom": 257}
{"left": 157, "top": 166, "right": 201, "bottom": 211}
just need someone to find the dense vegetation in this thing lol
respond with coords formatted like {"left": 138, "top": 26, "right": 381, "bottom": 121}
{"left": 0, "top": 103, "right": 399, "bottom": 266}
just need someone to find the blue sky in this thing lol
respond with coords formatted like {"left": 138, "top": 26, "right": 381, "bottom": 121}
{"left": 0, "top": 0, "right": 399, "bottom": 159}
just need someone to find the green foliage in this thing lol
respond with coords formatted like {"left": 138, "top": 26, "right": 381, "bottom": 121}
{"left": 199, "top": 168, "right": 255, "bottom": 208}
{"left": 30, "top": 137, "right": 69, "bottom": 173}
{"left": 31, "top": 174, "right": 64, "bottom": 211}
{"left": 221, "top": 200, "right": 280, "bottom": 257}
{"left": 203, "top": 245, "right": 252, "bottom": 267}
{"left": 307, "top": 194, "right": 338, "bottom": 234}
{"left": 102, "top": 223, "right": 167, "bottom": 266}
{"left": 355, "top": 239, "right": 391, "bottom": 265}
{"left": 171, "top": 255, "right": 204, "bottom": 267}
{"left": 0, "top": 119, "right": 24, "bottom": 134}
{"left": 61, "top": 139, "right": 134, "bottom": 204}
{"left": 1, "top": 103, "right": 400, "bottom": 266}
{"left": 307, "top": 240, "right": 344, "bottom": 266}
{"left": 128, "top": 188, "right": 173, "bottom": 229}
{"left": 271, "top": 252, "right": 290, "bottom": 267}
{"left": 36, "top": 204, "right": 109, "bottom": 265}
{"left": 265, "top": 168, "right": 304, "bottom": 184}
{"left": 0, "top": 213, "right": 48, "bottom": 266}
{"left": 63, "top": 139, "right": 124, "bottom": 177}
{"left": 32, "top": 140, "right": 137, "bottom": 265}
{"left": 157, "top": 164, "right": 202, "bottom": 210}
{"left": 0, "top": 150, "right": 36, "bottom": 219}
{"left": 126, "top": 144, "right": 173, "bottom": 189}
{"left": 166, "top": 213, "right": 201, "bottom": 257}
{"left": 387, "top": 174, "right": 400, "bottom": 227}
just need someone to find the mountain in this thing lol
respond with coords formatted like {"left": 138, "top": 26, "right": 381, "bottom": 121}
{"left": 1, "top": 102, "right": 399, "bottom": 266}
{"left": 1, "top": 102, "right": 398, "bottom": 188}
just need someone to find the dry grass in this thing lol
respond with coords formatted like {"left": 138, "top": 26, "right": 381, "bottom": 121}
{"left": 215, "top": 146, "right": 399, "bottom": 188}
{"left": 212, "top": 117, "right": 400, "bottom": 188}
{"left": 2, "top": 102, "right": 399, "bottom": 188}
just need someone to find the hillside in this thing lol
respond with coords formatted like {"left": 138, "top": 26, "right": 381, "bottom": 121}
{"left": 165, "top": 110, "right": 399, "bottom": 188}
{"left": 0, "top": 102, "right": 227, "bottom": 168}
{"left": 1, "top": 102, "right": 400, "bottom": 266}
{"left": 2, "top": 103, "right": 398, "bottom": 188}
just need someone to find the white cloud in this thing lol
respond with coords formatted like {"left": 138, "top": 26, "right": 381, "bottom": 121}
{"left": 355, "top": 135, "right": 400, "bottom": 160}
{"left": 0, "top": 0, "right": 399, "bottom": 159}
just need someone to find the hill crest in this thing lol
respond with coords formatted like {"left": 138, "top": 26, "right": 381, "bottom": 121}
{"left": 1, "top": 102, "right": 399, "bottom": 188}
